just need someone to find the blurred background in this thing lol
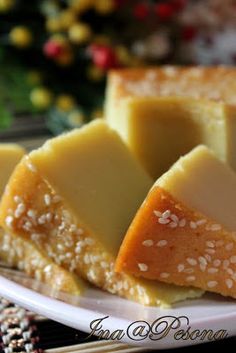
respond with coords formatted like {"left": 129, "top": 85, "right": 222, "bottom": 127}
{"left": 0, "top": 0, "right": 235, "bottom": 137}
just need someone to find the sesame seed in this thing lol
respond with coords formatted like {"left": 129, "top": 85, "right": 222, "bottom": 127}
{"left": 5, "top": 216, "right": 13, "bottom": 228}
{"left": 187, "top": 258, "right": 197, "bottom": 266}
{"left": 179, "top": 219, "right": 186, "bottom": 227}
{"left": 223, "top": 260, "right": 230, "bottom": 268}
{"left": 190, "top": 221, "right": 197, "bottom": 229}
{"left": 169, "top": 222, "right": 177, "bottom": 228}
{"left": 76, "top": 228, "right": 84, "bottom": 235}
{"left": 225, "top": 243, "right": 234, "bottom": 251}
{"left": 227, "top": 268, "right": 234, "bottom": 275}
{"left": 206, "top": 241, "right": 215, "bottom": 248}
{"left": 153, "top": 210, "right": 162, "bottom": 217}
{"left": 186, "top": 276, "right": 196, "bottom": 282}
{"left": 156, "top": 239, "right": 168, "bottom": 247}
{"left": 205, "top": 248, "right": 216, "bottom": 255}
{"left": 177, "top": 264, "right": 185, "bottom": 272}
{"left": 170, "top": 214, "right": 179, "bottom": 223}
{"left": 184, "top": 268, "right": 194, "bottom": 274}
{"left": 196, "top": 219, "right": 207, "bottom": 226}
{"left": 138, "top": 263, "right": 148, "bottom": 272}
{"left": 84, "top": 237, "right": 94, "bottom": 246}
{"left": 207, "top": 281, "right": 218, "bottom": 288}
{"left": 101, "top": 261, "right": 109, "bottom": 269}
{"left": 210, "top": 224, "right": 222, "bottom": 231}
{"left": 44, "top": 265, "right": 52, "bottom": 273}
{"left": 26, "top": 160, "right": 37, "bottom": 172}
{"left": 205, "top": 254, "right": 212, "bottom": 262}
{"left": 44, "top": 194, "right": 51, "bottom": 206}
{"left": 200, "top": 264, "right": 206, "bottom": 272}
{"left": 142, "top": 239, "right": 154, "bottom": 247}
{"left": 162, "top": 210, "right": 171, "bottom": 218}
{"left": 199, "top": 256, "right": 207, "bottom": 266}
{"left": 52, "top": 195, "right": 62, "bottom": 203}
{"left": 158, "top": 218, "right": 170, "bottom": 224}
{"left": 14, "top": 203, "right": 25, "bottom": 218}
{"left": 208, "top": 267, "right": 218, "bottom": 274}
{"left": 27, "top": 209, "right": 36, "bottom": 220}
{"left": 13, "top": 195, "right": 22, "bottom": 203}
{"left": 230, "top": 256, "right": 236, "bottom": 264}
{"left": 213, "top": 259, "right": 221, "bottom": 267}
{"left": 226, "top": 279, "right": 233, "bottom": 289}
{"left": 160, "top": 272, "right": 170, "bottom": 279}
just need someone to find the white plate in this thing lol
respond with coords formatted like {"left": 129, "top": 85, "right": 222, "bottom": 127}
{"left": 0, "top": 267, "right": 235, "bottom": 350}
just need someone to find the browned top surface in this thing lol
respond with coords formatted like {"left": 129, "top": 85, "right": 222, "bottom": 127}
{"left": 108, "top": 66, "right": 236, "bottom": 105}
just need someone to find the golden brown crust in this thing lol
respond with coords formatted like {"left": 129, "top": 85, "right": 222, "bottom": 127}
{"left": 108, "top": 66, "right": 236, "bottom": 105}
{"left": 116, "top": 186, "right": 236, "bottom": 298}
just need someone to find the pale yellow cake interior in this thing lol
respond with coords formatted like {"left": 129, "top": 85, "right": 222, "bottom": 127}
{"left": 0, "top": 143, "right": 25, "bottom": 196}
{"left": 157, "top": 145, "right": 236, "bottom": 232}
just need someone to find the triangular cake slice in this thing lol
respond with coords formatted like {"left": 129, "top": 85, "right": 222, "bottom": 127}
{"left": 116, "top": 145, "right": 236, "bottom": 298}
{"left": 0, "top": 143, "right": 86, "bottom": 295}
{"left": 0, "top": 120, "right": 203, "bottom": 306}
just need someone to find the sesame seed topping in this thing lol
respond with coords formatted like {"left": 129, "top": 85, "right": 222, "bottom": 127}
{"left": 196, "top": 219, "right": 207, "bottom": 226}
{"left": 226, "top": 279, "right": 233, "bottom": 289}
{"left": 52, "top": 195, "right": 62, "bottom": 203}
{"left": 205, "top": 248, "right": 216, "bottom": 255}
{"left": 177, "top": 264, "right": 185, "bottom": 272}
{"left": 205, "top": 254, "right": 212, "bottom": 262}
{"left": 179, "top": 219, "right": 186, "bottom": 227}
{"left": 190, "top": 221, "right": 197, "bottom": 229}
{"left": 200, "top": 264, "right": 206, "bottom": 272}
{"left": 27, "top": 209, "right": 36, "bottom": 220}
{"left": 198, "top": 256, "right": 207, "bottom": 266}
{"left": 158, "top": 218, "right": 170, "bottom": 225}
{"left": 14, "top": 203, "right": 25, "bottom": 218}
{"left": 153, "top": 210, "right": 162, "bottom": 217}
{"left": 44, "top": 194, "right": 51, "bottom": 206}
{"left": 206, "top": 241, "right": 215, "bottom": 248}
{"left": 160, "top": 272, "right": 170, "bottom": 278}
{"left": 208, "top": 267, "right": 218, "bottom": 274}
{"left": 223, "top": 260, "right": 230, "bottom": 268}
{"left": 225, "top": 243, "right": 234, "bottom": 251}
{"left": 101, "top": 261, "right": 109, "bottom": 269}
{"left": 227, "top": 268, "right": 234, "bottom": 275}
{"left": 44, "top": 265, "right": 52, "bottom": 273}
{"left": 170, "top": 214, "right": 179, "bottom": 223}
{"left": 13, "top": 195, "right": 22, "bottom": 203}
{"left": 207, "top": 281, "right": 218, "bottom": 288}
{"left": 230, "top": 256, "right": 236, "bottom": 264}
{"left": 213, "top": 259, "right": 221, "bottom": 267}
{"left": 169, "top": 221, "right": 177, "bottom": 228}
{"left": 156, "top": 239, "right": 168, "bottom": 247}
{"left": 138, "top": 263, "right": 148, "bottom": 272}
{"left": 184, "top": 268, "right": 194, "bottom": 274}
{"left": 187, "top": 258, "right": 197, "bottom": 266}
{"left": 210, "top": 224, "right": 222, "bottom": 231}
{"left": 5, "top": 216, "right": 13, "bottom": 228}
{"left": 142, "top": 239, "right": 154, "bottom": 247}
{"left": 186, "top": 276, "right": 196, "bottom": 282}
{"left": 162, "top": 210, "right": 171, "bottom": 218}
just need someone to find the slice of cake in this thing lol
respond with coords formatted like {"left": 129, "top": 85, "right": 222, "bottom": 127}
{"left": 0, "top": 120, "right": 203, "bottom": 306}
{"left": 0, "top": 143, "right": 87, "bottom": 295}
{"left": 0, "top": 143, "right": 25, "bottom": 196}
{"left": 116, "top": 145, "right": 236, "bottom": 298}
{"left": 105, "top": 66, "right": 236, "bottom": 179}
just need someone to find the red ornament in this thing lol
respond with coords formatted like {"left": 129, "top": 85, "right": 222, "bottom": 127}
{"left": 91, "top": 45, "right": 119, "bottom": 70}
{"left": 171, "top": 0, "right": 187, "bottom": 11}
{"left": 155, "top": 3, "right": 175, "bottom": 20}
{"left": 43, "top": 40, "right": 64, "bottom": 59}
{"left": 133, "top": 2, "right": 149, "bottom": 20}
{"left": 181, "top": 25, "right": 197, "bottom": 41}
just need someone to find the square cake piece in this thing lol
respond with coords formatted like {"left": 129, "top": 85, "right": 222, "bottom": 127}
{"left": 105, "top": 66, "right": 236, "bottom": 179}
{"left": 116, "top": 145, "right": 236, "bottom": 298}
{"left": 0, "top": 120, "right": 203, "bottom": 306}
{"left": 0, "top": 143, "right": 86, "bottom": 295}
